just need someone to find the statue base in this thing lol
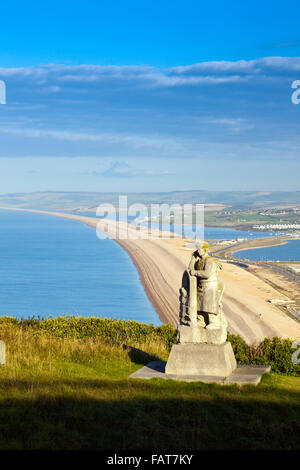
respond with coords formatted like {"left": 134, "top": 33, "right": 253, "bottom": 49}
{"left": 165, "top": 342, "right": 237, "bottom": 377}
{"left": 130, "top": 361, "right": 271, "bottom": 385}
{"left": 177, "top": 324, "right": 227, "bottom": 345}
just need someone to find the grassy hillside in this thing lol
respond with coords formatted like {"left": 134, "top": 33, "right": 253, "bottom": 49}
{"left": 0, "top": 317, "right": 299, "bottom": 450}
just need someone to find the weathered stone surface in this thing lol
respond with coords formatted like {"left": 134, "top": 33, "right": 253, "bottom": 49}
{"left": 180, "top": 245, "right": 228, "bottom": 334}
{"left": 130, "top": 361, "right": 270, "bottom": 386}
{"left": 177, "top": 324, "right": 227, "bottom": 345}
{"left": 224, "top": 365, "right": 271, "bottom": 386}
{"left": 165, "top": 342, "right": 237, "bottom": 377}
{"left": 0, "top": 341, "right": 5, "bottom": 365}
{"left": 187, "top": 244, "right": 224, "bottom": 324}
{"left": 135, "top": 243, "right": 269, "bottom": 385}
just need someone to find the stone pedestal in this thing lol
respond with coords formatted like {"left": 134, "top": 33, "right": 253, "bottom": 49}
{"left": 130, "top": 361, "right": 271, "bottom": 385}
{"left": 177, "top": 324, "right": 227, "bottom": 345}
{"left": 130, "top": 252, "right": 270, "bottom": 385}
{"left": 165, "top": 341, "right": 237, "bottom": 377}
{"left": 0, "top": 341, "right": 5, "bottom": 365}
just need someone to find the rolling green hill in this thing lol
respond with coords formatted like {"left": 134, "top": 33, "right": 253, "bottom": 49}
{"left": 0, "top": 190, "right": 300, "bottom": 210}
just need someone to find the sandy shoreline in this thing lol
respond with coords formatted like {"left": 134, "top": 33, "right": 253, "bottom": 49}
{"left": 1, "top": 207, "right": 300, "bottom": 344}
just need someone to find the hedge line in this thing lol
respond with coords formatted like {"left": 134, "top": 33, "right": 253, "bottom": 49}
{"left": 0, "top": 316, "right": 299, "bottom": 376}
{"left": 228, "top": 333, "right": 300, "bottom": 376}
{"left": 0, "top": 316, "right": 177, "bottom": 350}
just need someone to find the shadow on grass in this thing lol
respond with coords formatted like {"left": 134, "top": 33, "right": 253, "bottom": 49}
{"left": 0, "top": 378, "right": 299, "bottom": 450}
{"left": 122, "top": 344, "right": 162, "bottom": 365}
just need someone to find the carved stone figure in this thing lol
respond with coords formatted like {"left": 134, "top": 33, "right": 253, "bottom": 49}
{"left": 188, "top": 243, "right": 227, "bottom": 330}
{"left": 178, "top": 242, "right": 227, "bottom": 344}
{"left": 166, "top": 242, "right": 237, "bottom": 376}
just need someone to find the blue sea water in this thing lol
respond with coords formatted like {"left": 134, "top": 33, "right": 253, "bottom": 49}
{"left": 1, "top": 210, "right": 298, "bottom": 321}
{"left": 0, "top": 210, "right": 160, "bottom": 323}
{"left": 145, "top": 222, "right": 278, "bottom": 240}
{"left": 234, "top": 239, "right": 300, "bottom": 262}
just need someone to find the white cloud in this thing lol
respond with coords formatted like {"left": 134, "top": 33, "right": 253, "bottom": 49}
{"left": 0, "top": 126, "right": 174, "bottom": 149}
{"left": 1, "top": 56, "right": 300, "bottom": 91}
{"left": 206, "top": 118, "right": 254, "bottom": 133}
{"left": 0, "top": 57, "right": 299, "bottom": 162}
{"left": 170, "top": 56, "right": 300, "bottom": 75}
{"left": 86, "top": 161, "right": 174, "bottom": 178}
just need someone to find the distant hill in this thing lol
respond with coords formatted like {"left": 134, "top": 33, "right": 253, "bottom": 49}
{"left": 0, "top": 190, "right": 299, "bottom": 210}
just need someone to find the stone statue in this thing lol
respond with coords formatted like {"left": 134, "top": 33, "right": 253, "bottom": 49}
{"left": 132, "top": 240, "right": 269, "bottom": 383}
{"left": 188, "top": 243, "right": 227, "bottom": 330}
{"left": 178, "top": 242, "right": 227, "bottom": 344}
{"left": 166, "top": 241, "right": 237, "bottom": 377}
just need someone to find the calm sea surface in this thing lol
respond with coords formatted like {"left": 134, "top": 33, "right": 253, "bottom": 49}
{"left": 234, "top": 239, "right": 300, "bottom": 261}
{"left": 0, "top": 210, "right": 160, "bottom": 323}
{"left": 1, "top": 210, "right": 299, "bottom": 321}
{"left": 144, "top": 222, "right": 278, "bottom": 240}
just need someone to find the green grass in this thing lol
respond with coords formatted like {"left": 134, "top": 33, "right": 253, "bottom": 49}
{"left": 0, "top": 322, "right": 299, "bottom": 450}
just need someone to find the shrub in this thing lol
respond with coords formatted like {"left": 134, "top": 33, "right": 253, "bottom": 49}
{"left": 0, "top": 316, "right": 177, "bottom": 351}
{"left": 227, "top": 333, "right": 250, "bottom": 365}
{"left": 227, "top": 333, "right": 300, "bottom": 376}
{"left": 0, "top": 316, "right": 298, "bottom": 375}
{"left": 249, "top": 337, "right": 300, "bottom": 376}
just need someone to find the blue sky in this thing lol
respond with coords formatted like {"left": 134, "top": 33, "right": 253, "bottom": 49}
{"left": 0, "top": 1, "right": 300, "bottom": 192}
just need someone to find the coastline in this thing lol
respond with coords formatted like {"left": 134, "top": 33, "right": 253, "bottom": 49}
{"left": 215, "top": 237, "right": 291, "bottom": 260}
{"left": 1, "top": 207, "right": 300, "bottom": 344}
{"left": 231, "top": 238, "right": 289, "bottom": 255}
{"left": 0, "top": 207, "right": 179, "bottom": 326}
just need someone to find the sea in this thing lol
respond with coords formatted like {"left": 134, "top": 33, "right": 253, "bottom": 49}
{"left": 0, "top": 210, "right": 159, "bottom": 323}
{"left": 234, "top": 239, "right": 300, "bottom": 262}
{"left": 0, "top": 209, "right": 299, "bottom": 322}
{"left": 142, "top": 222, "right": 279, "bottom": 240}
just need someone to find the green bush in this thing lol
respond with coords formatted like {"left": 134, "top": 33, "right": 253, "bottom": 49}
{"left": 227, "top": 333, "right": 300, "bottom": 376}
{"left": 249, "top": 337, "right": 300, "bottom": 376}
{"left": 0, "top": 316, "right": 177, "bottom": 351}
{"left": 227, "top": 333, "right": 250, "bottom": 364}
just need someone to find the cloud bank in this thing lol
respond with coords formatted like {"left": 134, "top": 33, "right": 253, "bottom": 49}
{"left": 0, "top": 57, "right": 299, "bottom": 163}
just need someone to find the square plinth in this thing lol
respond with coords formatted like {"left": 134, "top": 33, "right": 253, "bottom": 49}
{"left": 178, "top": 324, "right": 227, "bottom": 345}
{"left": 165, "top": 342, "right": 237, "bottom": 377}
